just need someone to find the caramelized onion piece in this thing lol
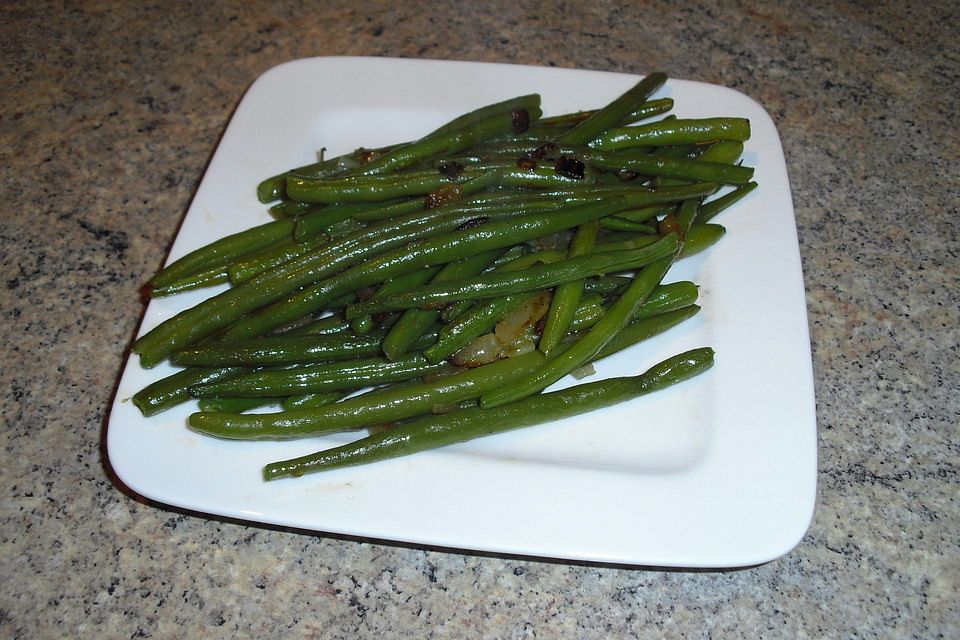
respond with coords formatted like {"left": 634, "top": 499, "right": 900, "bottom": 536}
{"left": 502, "top": 338, "right": 536, "bottom": 358}
{"left": 425, "top": 183, "right": 463, "bottom": 209}
{"left": 516, "top": 156, "right": 537, "bottom": 171}
{"left": 451, "top": 333, "right": 502, "bottom": 368}
{"left": 511, "top": 108, "right": 530, "bottom": 133}
{"left": 495, "top": 291, "right": 552, "bottom": 345}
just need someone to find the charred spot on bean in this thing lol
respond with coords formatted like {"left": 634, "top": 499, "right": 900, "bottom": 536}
{"left": 357, "top": 147, "right": 379, "bottom": 164}
{"left": 511, "top": 108, "right": 530, "bottom": 133}
{"left": 516, "top": 156, "right": 537, "bottom": 171}
{"left": 424, "top": 183, "right": 463, "bottom": 209}
{"left": 554, "top": 156, "right": 585, "bottom": 180}
{"left": 437, "top": 161, "right": 464, "bottom": 180}
{"left": 530, "top": 143, "right": 559, "bottom": 161}
{"left": 457, "top": 216, "right": 490, "bottom": 232}
{"left": 617, "top": 170, "right": 640, "bottom": 182}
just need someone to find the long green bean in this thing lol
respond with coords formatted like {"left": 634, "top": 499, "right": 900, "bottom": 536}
{"left": 190, "top": 354, "right": 447, "bottom": 398}
{"left": 262, "top": 347, "right": 714, "bottom": 480}
{"left": 591, "top": 118, "right": 751, "bottom": 150}
{"left": 538, "top": 221, "right": 600, "bottom": 354}
{"left": 149, "top": 218, "right": 296, "bottom": 289}
{"left": 555, "top": 72, "right": 668, "bottom": 146}
{"left": 381, "top": 250, "right": 503, "bottom": 361}
{"left": 344, "top": 237, "right": 678, "bottom": 319}
{"left": 189, "top": 350, "right": 547, "bottom": 440}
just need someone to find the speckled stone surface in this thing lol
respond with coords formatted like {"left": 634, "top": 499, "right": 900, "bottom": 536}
{"left": 2, "top": 0, "right": 958, "bottom": 637}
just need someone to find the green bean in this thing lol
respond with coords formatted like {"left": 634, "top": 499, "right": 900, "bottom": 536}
{"left": 349, "top": 170, "right": 506, "bottom": 222}
{"left": 262, "top": 347, "right": 714, "bottom": 480}
{"left": 593, "top": 305, "right": 700, "bottom": 360}
{"left": 258, "top": 157, "right": 346, "bottom": 204}
{"left": 436, "top": 222, "right": 708, "bottom": 330}
{"left": 382, "top": 250, "right": 503, "bottom": 361}
{"left": 198, "top": 397, "right": 281, "bottom": 413}
{"left": 281, "top": 391, "right": 348, "bottom": 411}
{"left": 135, "top": 191, "right": 548, "bottom": 367}
{"left": 189, "top": 350, "right": 547, "bottom": 441}
{"left": 655, "top": 140, "right": 744, "bottom": 187}
{"left": 258, "top": 93, "right": 539, "bottom": 201}
{"left": 538, "top": 220, "right": 600, "bottom": 354}
{"left": 555, "top": 72, "right": 668, "bottom": 146}
{"left": 344, "top": 236, "right": 679, "bottom": 319}
{"left": 150, "top": 265, "right": 229, "bottom": 297}
{"left": 565, "top": 293, "right": 606, "bottom": 332}
{"left": 171, "top": 333, "right": 387, "bottom": 366}
{"left": 601, "top": 223, "right": 726, "bottom": 258}
{"left": 287, "top": 168, "right": 479, "bottom": 204}
{"left": 598, "top": 216, "right": 657, "bottom": 234}
{"left": 497, "top": 164, "right": 598, "bottom": 188}
{"left": 349, "top": 104, "right": 543, "bottom": 176}
{"left": 429, "top": 94, "right": 543, "bottom": 136}
{"left": 679, "top": 224, "right": 726, "bottom": 256}
{"left": 590, "top": 118, "right": 751, "bottom": 151}
{"left": 227, "top": 236, "right": 330, "bottom": 285}
{"left": 217, "top": 197, "right": 650, "bottom": 342}
{"left": 282, "top": 314, "right": 350, "bottom": 336}
{"left": 268, "top": 200, "right": 321, "bottom": 218}
{"left": 433, "top": 140, "right": 579, "bottom": 165}
{"left": 480, "top": 250, "right": 676, "bottom": 408}
{"left": 132, "top": 366, "right": 243, "bottom": 416}
{"left": 591, "top": 151, "right": 754, "bottom": 184}
{"left": 256, "top": 145, "right": 396, "bottom": 204}
{"left": 648, "top": 143, "right": 699, "bottom": 159}
{"left": 425, "top": 292, "right": 539, "bottom": 365}
{"left": 529, "top": 97, "right": 674, "bottom": 132}
{"left": 566, "top": 282, "right": 700, "bottom": 336}
{"left": 190, "top": 354, "right": 448, "bottom": 398}
{"left": 615, "top": 204, "right": 676, "bottom": 223}
{"left": 149, "top": 217, "right": 296, "bottom": 289}
{"left": 293, "top": 201, "right": 401, "bottom": 241}
{"left": 349, "top": 266, "right": 442, "bottom": 334}
{"left": 437, "top": 245, "right": 528, "bottom": 323}
{"left": 696, "top": 181, "right": 758, "bottom": 224}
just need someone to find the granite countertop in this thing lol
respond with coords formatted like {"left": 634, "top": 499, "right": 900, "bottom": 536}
{"left": 2, "top": 1, "right": 957, "bottom": 637}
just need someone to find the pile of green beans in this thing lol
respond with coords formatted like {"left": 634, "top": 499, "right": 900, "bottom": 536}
{"left": 133, "top": 72, "right": 756, "bottom": 481}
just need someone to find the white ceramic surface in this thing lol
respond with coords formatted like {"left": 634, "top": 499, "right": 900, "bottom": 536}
{"left": 107, "top": 57, "right": 816, "bottom": 567}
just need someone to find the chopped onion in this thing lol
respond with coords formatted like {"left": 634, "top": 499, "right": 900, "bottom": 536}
{"left": 571, "top": 363, "right": 596, "bottom": 380}
{"left": 451, "top": 333, "right": 502, "bottom": 367}
{"left": 495, "top": 291, "right": 552, "bottom": 345}
{"left": 502, "top": 338, "right": 536, "bottom": 358}
{"left": 530, "top": 230, "right": 572, "bottom": 252}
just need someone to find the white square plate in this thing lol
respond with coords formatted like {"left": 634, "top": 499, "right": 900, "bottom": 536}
{"left": 108, "top": 57, "right": 816, "bottom": 567}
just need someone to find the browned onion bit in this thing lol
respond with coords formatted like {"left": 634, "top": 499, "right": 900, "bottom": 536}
{"left": 357, "top": 147, "right": 379, "bottom": 164}
{"left": 658, "top": 213, "right": 683, "bottom": 239}
{"left": 511, "top": 108, "right": 531, "bottom": 133}
{"left": 516, "top": 156, "right": 537, "bottom": 171}
{"left": 424, "top": 183, "right": 463, "bottom": 209}
{"left": 437, "top": 161, "right": 465, "bottom": 179}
